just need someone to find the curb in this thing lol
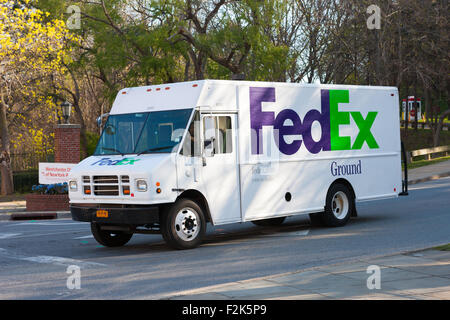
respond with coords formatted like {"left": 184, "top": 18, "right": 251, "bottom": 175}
{"left": 408, "top": 171, "right": 450, "bottom": 185}
{"left": 0, "top": 211, "right": 71, "bottom": 221}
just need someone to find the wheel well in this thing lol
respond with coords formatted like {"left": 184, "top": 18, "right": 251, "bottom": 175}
{"left": 177, "top": 190, "right": 213, "bottom": 224}
{"left": 330, "top": 178, "right": 357, "bottom": 217}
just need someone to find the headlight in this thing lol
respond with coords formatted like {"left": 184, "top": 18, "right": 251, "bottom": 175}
{"left": 69, "top": 180, "right": 78, "bottom": 192}
{"left": 136, "top": 179, "right": 148, "bottom": 192}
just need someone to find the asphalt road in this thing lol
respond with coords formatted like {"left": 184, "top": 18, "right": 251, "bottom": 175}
{"left": 0, "top": 177, "right": 449, "bottom": 300}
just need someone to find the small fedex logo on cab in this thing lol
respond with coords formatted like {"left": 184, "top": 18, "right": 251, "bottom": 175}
{"left": 91, "top": 157, "right": 140, "bottom": 166}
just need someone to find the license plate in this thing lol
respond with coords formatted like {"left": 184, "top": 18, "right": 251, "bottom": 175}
{"left": 96, "top": 210, "right": 108, "bottom": 218}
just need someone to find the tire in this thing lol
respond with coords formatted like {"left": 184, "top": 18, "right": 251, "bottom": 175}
{"left": 252, "top": 217, "right": 286, "bottom": 227}
{"left": 90, "top": 223, "right": 133, "bottom": 247}
{"left": 322, "top": 183, "right": 354, "bottom": 227}
{"left": 160, "top": 199, "right": 206, "bottom": 250}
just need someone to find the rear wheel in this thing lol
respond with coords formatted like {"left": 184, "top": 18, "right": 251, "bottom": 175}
{"left": 161, "top": 199, "right": 206, "bottom": 250}
{"left": 322, "top": 183, "right": 354, "bottom": 227}
{"left": 252, "top": 217, "right": 286, "bottom": 227}
{"left": 90, "top": 223, "right": 133, "bottom": 247}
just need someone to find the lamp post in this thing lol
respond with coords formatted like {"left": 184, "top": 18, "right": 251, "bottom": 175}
{"left": 60, "top": 101, "right": 72, "bottom": 124}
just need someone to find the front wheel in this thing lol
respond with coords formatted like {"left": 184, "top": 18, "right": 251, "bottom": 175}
{"left": 90, "top": 223, "right": 133, "bottom": 247}
{"left": 321, "top": 183, "right": 354, "bottom": 227}
{"left": 160, "top": 199, "right": 206, "bottom": 250}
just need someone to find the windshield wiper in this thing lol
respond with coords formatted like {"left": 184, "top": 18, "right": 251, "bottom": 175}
{"left": 137, "top": 146, "right": 174, "bottom": 155}
{"left": 101, "top": 147, "right": 125, "bottom": 156}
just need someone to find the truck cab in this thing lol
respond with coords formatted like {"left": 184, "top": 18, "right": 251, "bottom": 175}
{"left": 69, "top": 81, "right": 240, "bottom": 249}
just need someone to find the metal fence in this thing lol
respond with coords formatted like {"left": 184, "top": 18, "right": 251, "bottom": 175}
{"left": 400, "top": 120, "right": 450, "bottom": 131}
{"left": 10, "top": 152, "right": 54, "bottom": 172}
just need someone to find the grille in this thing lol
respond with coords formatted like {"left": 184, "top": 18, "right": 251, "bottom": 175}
{"left": 94, "top": 185, "right": 119, "bottom": 196}
{"left": 92, "top": 175, "right": 118, "bottom": 195}
{"left": 93, "top": 175, "right": 119, "bottom": 184}
{"left": 83, "top": 175, "right": 131, "bottom": 196}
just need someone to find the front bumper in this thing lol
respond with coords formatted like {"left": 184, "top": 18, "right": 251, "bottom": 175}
{"left": 70, "top": 205, "right": 159, "bottom": 225}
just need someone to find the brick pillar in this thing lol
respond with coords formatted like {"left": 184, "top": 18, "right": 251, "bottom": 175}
{"left": 54, "top": 124, "right": 81, "bottom": 163}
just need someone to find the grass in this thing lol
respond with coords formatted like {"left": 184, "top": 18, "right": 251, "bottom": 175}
{"left": 433, "top": 244, "right": 450, "bottom": 251}
{"left": 400, "top": 128, "right": 450, "bottom": 169}
{"left": 406, "top": 155, "right": 450, "bottom": 170}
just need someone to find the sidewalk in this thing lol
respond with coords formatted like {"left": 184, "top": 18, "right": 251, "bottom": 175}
{"left": 407, "top": 159, "right": 450, "bottom": 185}
{"left": 0, "top": 200, "right": 70, "bottom": 221}
{"left": 165, "top": 248, "right": 450, "bottom": 300}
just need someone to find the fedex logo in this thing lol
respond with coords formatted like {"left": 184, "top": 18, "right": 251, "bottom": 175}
{"left": 91, "top": 157, "right": 140, "bottom": 166}
{"left": 250, "top": 87, "right": 379, "bottom": 155}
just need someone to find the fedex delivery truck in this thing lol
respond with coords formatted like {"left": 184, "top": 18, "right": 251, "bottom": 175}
{"left": 69, "top": 80, "right": 408, "bottom": 249}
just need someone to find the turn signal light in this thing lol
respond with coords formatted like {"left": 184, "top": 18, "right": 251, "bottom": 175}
{"left": 123, "top": 186, "right": 130, "bottom": 195}
{"left": 84, "top": 186, "right": 91, "bottom": 195}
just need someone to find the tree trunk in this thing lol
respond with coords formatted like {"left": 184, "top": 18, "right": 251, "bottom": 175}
{"left": 0, "top": 99, "right": 14, "bottom": 195}
{"left": 433, "top": 109, "right": 450, "bottom": 147}
{"left": 65, "top": 65, "right": 89, "bottom": 159}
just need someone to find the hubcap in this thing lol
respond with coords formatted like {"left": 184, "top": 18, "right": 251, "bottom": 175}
{"left": 332, "top": 191, "right": 349, "bottom": 220}
{"left": 174, "top": 207, "right": 200, "bottom": 241}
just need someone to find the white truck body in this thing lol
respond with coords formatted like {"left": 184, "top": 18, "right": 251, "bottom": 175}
{"left": 69, "top": 80, "right": 404, "bottom": 247}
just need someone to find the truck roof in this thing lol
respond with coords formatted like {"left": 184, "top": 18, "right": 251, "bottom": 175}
{"left": 110, "top": 80, "right": 398, "bottom": 115}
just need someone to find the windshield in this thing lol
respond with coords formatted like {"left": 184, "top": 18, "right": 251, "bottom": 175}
{"left": 94, "top": 109, "right": 193, "bottom": 156}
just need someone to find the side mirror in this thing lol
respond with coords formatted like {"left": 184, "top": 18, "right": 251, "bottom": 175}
{"left": 97, "top": 113, "right": 109, "bottom": 133}
{"left": 204, "top": 138, "right": 215, "bottom": 157}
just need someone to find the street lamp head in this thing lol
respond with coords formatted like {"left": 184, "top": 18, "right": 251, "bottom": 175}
{"left": 61, "top": 101, "right": 72, "bottom": 124}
